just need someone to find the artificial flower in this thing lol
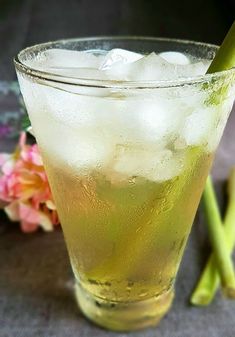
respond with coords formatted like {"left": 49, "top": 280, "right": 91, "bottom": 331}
{"left": 0, "top": 132, "right": 59, "bottom": 232}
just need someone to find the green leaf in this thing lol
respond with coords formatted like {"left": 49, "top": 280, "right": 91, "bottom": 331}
{"left": 21, "top": 114, "right": 31, "bottom": 131}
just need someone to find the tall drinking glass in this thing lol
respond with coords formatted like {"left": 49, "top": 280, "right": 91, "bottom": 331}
{"left": 14, "top": 38, "right": 235, "bottom": 331}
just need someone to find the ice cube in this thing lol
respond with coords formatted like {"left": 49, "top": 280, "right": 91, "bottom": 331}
{"left": 120, "top": 98, "right": 185, "bottom": 144}
{"left": 113, "top": 146, "right": 185, "bottom": 182}
{"left": 182, "top": 105, "right": 221, "bottom": 148}
{"left": 136, "top": 100, "right": 179, "bottom": 141}
{"left": 105, "top": 52, "right": 210, "bottom": 81}
{"left": 148, "top": 150, "right": 185, "bottom": 182}
{"left": 38, "top": 119, "right": 115, "bottom": 174}
{"left": 43, "top": 49, "right": 103, "bottom": 68}
{"left": 41, "top": 86, "right": 130, "bottom": 149}
{"left": 91, "top": 96, "right": 187, "bottom": 148}
{"left": 182, "top": 98, "right": 232, "bottom": 152}
{"left": 42, "top": 66, "right": 108, "bottom": 80}
{"left": 176, "top": 60, "right": 211, "bottom": 78}
{"left": 66, "top": 134, "right": 114, "bottom": 171}
{"left": 123, "top": 53, "right": 178, "bottom": 81}
{"left": 25, "top": 49, "right": 104, "bottom": 73}
{"left": 207, "top": 98, "right": 234, "bottom": 151}
{"left": 27, "top": 88, "right": 117, "bottom": 174}
{"left": 38, "top": 86, "right": 96, "bottom": 129}
{"left": 100, "top": 48, "right": 143, "bottom": 70}
{"left": 159, "top": 52, "right": 190, "bottom": 65}
{"left": 92, "top": 98, "right": 169, "bottom": 146}
{"left": 182, "top": 111, "right": 211, "bottom": 146}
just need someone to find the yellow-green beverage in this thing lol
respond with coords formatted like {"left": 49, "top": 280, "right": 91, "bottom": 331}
{"left": 41, "top": 146, "right": 212, "bottom": 329}
{"left": 15, "top": 37, "right": 235, "bottom": 331}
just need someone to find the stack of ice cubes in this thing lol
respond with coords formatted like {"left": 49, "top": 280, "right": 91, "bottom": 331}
{"left": 21, "top": 48, "right": 232, "bottom": 182}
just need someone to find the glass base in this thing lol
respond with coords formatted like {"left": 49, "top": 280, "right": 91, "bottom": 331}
{"left": 75, "top": 282, "right": 174, "bottom": 331}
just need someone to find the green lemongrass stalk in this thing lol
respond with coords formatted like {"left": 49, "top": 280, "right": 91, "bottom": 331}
{"left": 191, "top": 175, "right": 235, "bottom": 305}
{"left": 202, "top": 177, "right": 235, "bottom": 297}
{"left": 191, "top": 169, "right": 235, "bottom": 305}
{"left": 207, "top": 21, "right": 235, "bottom": 74}
{"left": 191, "top": 21, "right": 235, "bottom": 304}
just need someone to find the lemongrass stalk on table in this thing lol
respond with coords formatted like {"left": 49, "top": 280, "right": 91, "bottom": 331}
{"left": 191, "top": 169, "right": 235, "bottom": 305}
{"left": 203, "top": 177, "right": 235, "bottom": 297}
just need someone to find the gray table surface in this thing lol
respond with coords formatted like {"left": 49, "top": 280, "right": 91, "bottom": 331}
{"left": 0, "top": 1, "right": 235, "bottom": 336}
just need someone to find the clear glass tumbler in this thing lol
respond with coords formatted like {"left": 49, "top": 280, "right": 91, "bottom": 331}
{"left": 14, "top": 37, "right": 235, "bottom": 331}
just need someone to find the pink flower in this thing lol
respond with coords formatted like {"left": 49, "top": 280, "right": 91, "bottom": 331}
{"left": 0, "top": 132, "right": 59, "bottom": 232}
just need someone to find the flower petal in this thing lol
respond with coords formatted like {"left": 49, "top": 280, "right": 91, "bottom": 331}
{"left": 19, "top": 132, "right": 26, "bottom": 148}
{"left": 0, "top": 132, "right": 58, "bottom": 233}
{"left": 5, "top": 202, "right": 20, "bottom": 221}
{"left": 45, "top": 199, "right": 57, "bottom": 210}
{"left": 38, "top": 211, "right": 54, "bottom": 231}
{"left": 21, "top": 145, "right": 43, "bottom": 166}
{"left": 1, "top": 158, "right": 15, "bottom": 175}
{"left": 21, "top": 220, "right": 39, "bottom": 233}
{"left": 19, "top": 202, "right": 41, "bottom": 224}
{"left": 0, "top": 153, "right": 11, "bottom": 167}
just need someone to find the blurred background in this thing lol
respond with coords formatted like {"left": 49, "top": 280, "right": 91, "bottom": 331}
{"left": 0, "top": 0, "right": 234, "bottom": 80}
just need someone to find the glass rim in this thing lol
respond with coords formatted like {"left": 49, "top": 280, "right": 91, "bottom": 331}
{"left": 14, "top": 36, "right": 235, "bottom": 89}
